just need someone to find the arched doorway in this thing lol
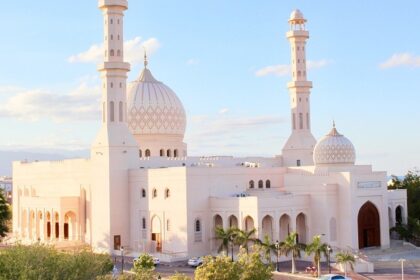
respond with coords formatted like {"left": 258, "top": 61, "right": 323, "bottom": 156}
{"left": 244, "top": 216, "right": 255, "bottom": 232}
{"left": 151, "top": 216, "right": 162, "bottom": 252}
{"left": 228, "top": 215, "right": 238, "bottom": 228}
{"left": 296, "top": 213, "right": 307, "bottom": 244}
{"left": 64, "top": 211, "right": 77, "bottom": 240}
{"left": 358, "top": 201, "right": 381, "bottom": 248}
{"left": 261, "top": 215, "right": 273, "bottom": 240}
{"left": 395, "top": 206, "right": 403, "bottom": 225}
{"left": 279, "top": 214, "right": 291, "bottom": 241}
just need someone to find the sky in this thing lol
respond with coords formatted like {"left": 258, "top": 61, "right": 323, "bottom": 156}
{"left": 0, "top": 0, "right": 419, "bottom": 175}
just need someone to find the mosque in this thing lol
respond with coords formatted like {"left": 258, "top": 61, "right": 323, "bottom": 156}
{"left": 12, "top": 0, "right": 407, "bottom": 260}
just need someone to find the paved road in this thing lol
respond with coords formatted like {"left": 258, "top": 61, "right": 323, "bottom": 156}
{"left": 113, "top": 256, "right": 420, "bottom": 279}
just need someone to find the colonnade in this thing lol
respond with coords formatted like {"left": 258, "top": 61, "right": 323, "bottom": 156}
{"left": 20, "top": 209, "right": 79, "bottom": 242}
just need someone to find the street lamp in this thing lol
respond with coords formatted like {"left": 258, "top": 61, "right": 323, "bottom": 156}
{"left": 230, "top": 236, "right": 234, "bottom": 262}
{"left": 275, "top": 240, "right": 280, "bottom": 272}
{"left": 327, "top": 245, "right": 332, "bottom": 274}
{"left": 120, "top": 246, "right": 124, "bottom": 275}
{"left": 399, "top": 258, "right": 405, "bottom": 280}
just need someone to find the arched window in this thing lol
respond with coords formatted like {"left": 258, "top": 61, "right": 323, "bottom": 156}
{"left": 119, "top": 82, "right": 122, "bottom": 88}
{"left": 195, "top": 219, "right": 201, "bottom": 232}
{"left": 174, "top": 149, "right": 178, "bottom": 157}
{"left": 118, "top": 34, "right": 120, "bottom": 40}
{"left": 141, "top": 188, "right": 146, "bottom": 198}
{"left": 139, "top": 149, "right": 142, "bottom": 157}
{"left": 298, "top": 71, "right": 301, "bottom": 77}
{"left": 167, "top": 149, "right": 172, "bottom": 157}
{"left": 266, "top": 180, "right": 271, "bottom": 188}
{"left": 110, "top": 82, "right": 113, "bottom": 88}
{"left": 166, "top": 219, "right": 171, "bottom": 231}
{"left": 117, "top": 50, "right": 121, "bottom": 56}
{"left": 299, "top": 113, "right": 303, "bottom": 129}
{"left": 145, "top": 149, "right": 151, "bottom": 157}
{"left": 110, "top": 101, "right": 115, "bottom": 122}
{"left": 110, "top": 19, "right": 113, "bottom": 24}
{"left": 110, "top": 49, "right": 114, "bottom": 56}
{"left": 165, "top": 188, "right": 170, "bottom": 198}
{"left": 258, "top": 180, "right": 263, "bottom": 189}
{"left": 160, "top": 149, "right": 165, "bottom": 157}
{"left": 249, "top": 180, "right": 255, "bottom": 189}
{"left": 292, "top": 113, "right": 296, "bottom": 130}
{"left": 142, "top": 217, "right": 146, "bottom": 229}
{"left": 152, "top": 188, "right": 157, "bottom": 198}
{"left": 119, "top": 101, "right": 123, "bottom": 122}
{"left": 110, "top": 34, "right": 113, "bottom": 40}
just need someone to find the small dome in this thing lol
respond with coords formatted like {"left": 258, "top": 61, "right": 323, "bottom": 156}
{"left": 313, "top": 124, "right": 356, "bottom": 165}
{"left": 289, "top": 9, "right": 306, "bottom": 22}
{"left": 127, "top": 65, "right": 186, "bottom": 137}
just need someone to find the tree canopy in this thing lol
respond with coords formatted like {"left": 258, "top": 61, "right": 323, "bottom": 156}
{"left": 0, "top": 188, "right": 11, "bottom": 238}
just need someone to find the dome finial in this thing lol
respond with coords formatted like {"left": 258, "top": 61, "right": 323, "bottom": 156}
{"left": 333, "top": 120, "right": 336, "bottom": 128}
{"left": 143, "top": 47, "right": 148, "bottom": 68}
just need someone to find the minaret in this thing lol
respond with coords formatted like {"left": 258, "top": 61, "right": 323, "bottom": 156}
{"left": 281, "top": 9, "right": 316, "bottom": 167}
{"left": 90, "top": 0, "right": 137, "bottom": 252}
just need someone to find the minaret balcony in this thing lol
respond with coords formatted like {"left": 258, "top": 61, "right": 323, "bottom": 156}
{"left": 287, "top": 81, "right": 312, "bottom": 89}
{"left": 98, "top": 0, "right": 128, "bottom": 9}
{"left": 286, "top": 30, "right": 309, "bottom": 39}
{"left": 98, "top": 62, "right": 130, "bottom": 72}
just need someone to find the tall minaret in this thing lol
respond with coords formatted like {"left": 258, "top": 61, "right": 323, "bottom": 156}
{"left": 90, "top": 0, "right": 138, "bottom": 252}
{"left": 281, "top": 9, "right": 316, "bottom": 167}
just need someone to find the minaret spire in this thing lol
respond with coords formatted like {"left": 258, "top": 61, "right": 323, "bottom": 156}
{"left": 281, "top": 9, "right": 316, "bottom": 167}
{"left": 97, "top": 0, "right": 130, "bottom": 126}
{"left": 144, "top": 48, "right": 148, "bottom": 68}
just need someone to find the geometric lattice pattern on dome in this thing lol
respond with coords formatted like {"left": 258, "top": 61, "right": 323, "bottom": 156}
{"left": 313, "top": 125, "right": 356, "bottom": 165}
{"left": 127, "top": 67, "right": 187, "bottom": 136}
{"left": 128, "top": 105, "right": 186, "bottom": 135}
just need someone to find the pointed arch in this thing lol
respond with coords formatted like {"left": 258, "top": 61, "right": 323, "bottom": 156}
{"left": 358, "top": 201, "right": 380, "bottom": 248}
{"left": 261, "top": 215, "right": 273, "bottom": 240}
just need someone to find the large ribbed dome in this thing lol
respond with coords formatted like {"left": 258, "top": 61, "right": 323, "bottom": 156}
{"left": 313, "top": 124, "right": 356, "bottom": 165}
{"left": 127, "top": 65, "right": 186, "bottom": 136}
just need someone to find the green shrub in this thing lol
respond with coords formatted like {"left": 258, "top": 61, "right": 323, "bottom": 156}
{"left": 0, "top": 244, "right": 113, "bottom": 280}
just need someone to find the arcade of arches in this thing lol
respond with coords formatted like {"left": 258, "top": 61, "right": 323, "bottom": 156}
{"left": 212, "top": 213, "right": 307, "bottom": 245}
{"left": 20, "top": 209, "right": 79, "bottom": 242}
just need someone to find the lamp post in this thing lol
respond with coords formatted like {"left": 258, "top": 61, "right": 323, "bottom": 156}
{"left": 275, "top": 240, "right": 280, "bottom": 272}
{"left": 399, "top": 258, "right": 405, "bottom": 280}
{"left": 230, "top": 236, "right": 234, "bottom": 262}
{"left": 120, "top": 246, "right": 124, "bottom": 275}
{"left": 327, "top": 245, "right": 332, "bottom": 274}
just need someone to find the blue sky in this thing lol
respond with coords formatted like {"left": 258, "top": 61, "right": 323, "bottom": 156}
{"left": 0, "top": 0, "right": 419, "bottom": 175}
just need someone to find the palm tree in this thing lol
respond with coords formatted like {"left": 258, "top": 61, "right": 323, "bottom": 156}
{"left": 281, "top": 232, "right": 306, "bottom": 274}
{"left": 214, "top": 226, "right": 237, "bottom": 260}
{"left": 335, "top": 251, "right": 355, "bottom": 277}
{"left": 234, "top": 228, "right": 257, "bottom": 254}
{"left": 255, "top": 235, "right": 276, "bottom": 263}
{"left": 305, "top": 235, "right": 329, "bottom": 277}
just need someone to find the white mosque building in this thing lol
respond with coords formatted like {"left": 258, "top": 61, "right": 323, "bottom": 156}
{"left": 12, "top": 1, "right": 407, "bottom": 260}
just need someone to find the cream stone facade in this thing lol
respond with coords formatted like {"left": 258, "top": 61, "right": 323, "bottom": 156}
{"left": 12, "top": 3, "right": 407, "bottom": 261}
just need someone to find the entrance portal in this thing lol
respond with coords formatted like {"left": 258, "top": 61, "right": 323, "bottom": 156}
{"left": 151, "top": 216, "right": 162, "bottom": 252}
{"left": 358, "top": 201, "right": 380, "bottom": 248}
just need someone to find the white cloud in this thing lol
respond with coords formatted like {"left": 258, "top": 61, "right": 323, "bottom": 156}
{"left": 255, "top": 59, "right": 330, "bottom": 77}
{"left": 219, "top": 108, "right": 229, "bottom": 114}
{"left": 186, "top": 58, "right": 200, "bottom": 65}
{"left": 0, "top": 82, "right": 100, "bottom": 122}
{"left": 68, "top": 37, "right": 160, "bottom": 65}
{"left": 379, "top": 53, "right": 420, "bottom": 69}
